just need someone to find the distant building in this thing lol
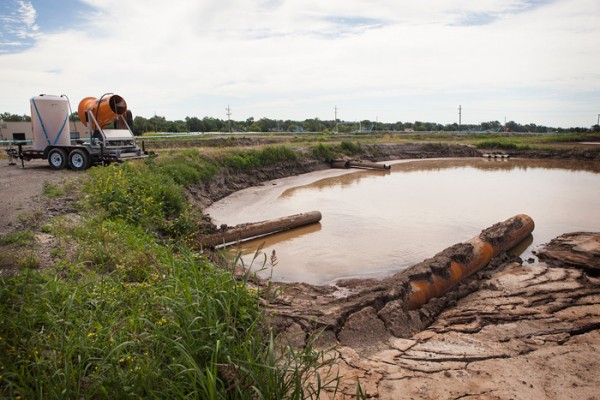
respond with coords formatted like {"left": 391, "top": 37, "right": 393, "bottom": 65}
{"left": 0, "top": 121, "right": 88, "bottom": 142}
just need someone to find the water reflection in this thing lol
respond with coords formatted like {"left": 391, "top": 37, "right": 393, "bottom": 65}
{"left": 207, "top": 158, "right": 600, "bottom": 285}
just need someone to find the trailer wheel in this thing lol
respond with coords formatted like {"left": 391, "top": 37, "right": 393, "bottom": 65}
{"left": 68, "top": 149, "right": 89, "bottom": 170}
{"left": 48, "top": 148, "right": 68, "bottom": 170}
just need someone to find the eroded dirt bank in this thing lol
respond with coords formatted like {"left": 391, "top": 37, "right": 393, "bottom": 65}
{"left": 264, "top": 232, "right": 600, "bottom": 399}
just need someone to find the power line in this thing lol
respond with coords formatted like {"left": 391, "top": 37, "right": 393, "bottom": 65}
{"left": 226, "top": 105, "right": 232, "bottom": 133}
{"left": 334, "top": 105, "right": 338, "bottom": 134}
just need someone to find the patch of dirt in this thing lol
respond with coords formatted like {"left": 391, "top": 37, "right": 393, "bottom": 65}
{"left": 0, "top": 159, "right": 75, "bottom": 235}
{"left": 0, "top": 158, "right": 82, "bottom": 275}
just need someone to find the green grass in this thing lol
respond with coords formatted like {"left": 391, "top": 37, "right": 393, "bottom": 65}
{"left": 0, "top": 230, "right": 35, "bottom": 246}
{"left": 0, "top": 155, "right": 337, "bottom": 399}
{"left": 43, "top": 179, "right": 79, "bottom": 198}
{"left": 0, "top": 250, "right": 335, "bottom": 399}
{"left": 221, "top": 145, "right": 299, "bottom": 170}
{"left": 310, "top": 141, "right": 364, "bottom": 162}
{"left": 43, "top": 181, "right": 66, "bottom": 197}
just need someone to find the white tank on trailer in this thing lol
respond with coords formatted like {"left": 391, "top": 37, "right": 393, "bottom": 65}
{"left": 30, "top": 94, "right": 71, "bottom": 151}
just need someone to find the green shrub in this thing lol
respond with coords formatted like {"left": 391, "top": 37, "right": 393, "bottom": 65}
{"left": 310, "top": 143, "right": 337, "bottom": 162}
{"left": 84, "top": 163, "right": 186, "bottom": 233}
{"left": 340, "top": 140, "right": 361, "bottom": 155}
{"left": 257, "top": 145, "right": 298, "bottom": 165}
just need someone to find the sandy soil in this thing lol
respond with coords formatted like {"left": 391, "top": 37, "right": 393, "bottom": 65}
{"left": 0, "top": 159, "right": 78, "bottom": 234}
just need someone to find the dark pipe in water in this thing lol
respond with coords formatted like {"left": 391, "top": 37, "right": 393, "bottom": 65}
{"left": 331, "top": 159, "right": 391, "bottom": 170}
{"left": 199, "top": 211, "right": 322, "bottom": 248}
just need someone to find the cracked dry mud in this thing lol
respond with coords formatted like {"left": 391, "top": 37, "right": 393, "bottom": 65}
{"left": 269, "top": 233, "right": 600, "bottom": 399}
{"left": 334, "top": 263, "right": 600, "bottom": 399}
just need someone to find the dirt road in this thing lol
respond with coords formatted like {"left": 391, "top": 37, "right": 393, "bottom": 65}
{"left": 0, "top": 158, "right": 74, "bottom": 235}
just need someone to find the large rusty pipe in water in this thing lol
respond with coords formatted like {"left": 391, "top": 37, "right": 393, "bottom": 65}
{"left": 77, "top": 94, "right": 128, "bottom": 129}
{"left": 200, "top": 211, "right": 322, "bottom": 248}
{"left": 405, "top": 214, "right": 534, "bottom": 310}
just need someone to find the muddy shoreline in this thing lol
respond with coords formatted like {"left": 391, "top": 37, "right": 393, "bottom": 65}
{"left": 186, "top": 142, "right": 600, "bottom": 210}
{"left": 190, "top": 142, "right": 600, "bottom": 399}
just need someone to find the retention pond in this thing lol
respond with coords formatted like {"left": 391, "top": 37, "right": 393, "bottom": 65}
{"left": 206, "top": 158, "right": 600, "bottom": 285}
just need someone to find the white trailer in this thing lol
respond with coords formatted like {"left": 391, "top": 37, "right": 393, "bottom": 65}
{"left": 7, "top": 93, "right": 153, "bottom": 170}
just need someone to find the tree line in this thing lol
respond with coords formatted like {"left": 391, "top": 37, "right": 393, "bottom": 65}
{"left": 2, "top": 111, "right": 599, "bottom": 135}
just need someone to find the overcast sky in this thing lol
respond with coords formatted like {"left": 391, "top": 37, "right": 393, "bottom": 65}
{"left": 1, "top": 0, "right": 599, "bottom": 127}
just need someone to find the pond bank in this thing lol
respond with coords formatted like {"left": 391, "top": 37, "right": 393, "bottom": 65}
{"left": 186, "top": 142, "right": 600, "bottom": 211}
{"left": 191, "top": 142, "right": 600, "bottom": 398}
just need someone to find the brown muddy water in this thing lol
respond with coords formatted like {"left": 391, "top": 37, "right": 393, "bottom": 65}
{"left": 206, "top": 158, "right": 600, "bottom": 285}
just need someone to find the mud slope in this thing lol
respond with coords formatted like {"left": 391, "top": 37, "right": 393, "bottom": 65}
{"left": 288, "top": 233, "right": 600, "bottom": 399}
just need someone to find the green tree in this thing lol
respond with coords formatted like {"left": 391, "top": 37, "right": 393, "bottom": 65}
{"left": 185, "top": 116, "right": 204, "bottom": 132}
{"left": 303, "top": 118, "right": 326, "bottom": 132}
{"left": 0, "top": 112, "right": 30, "bottom": 122}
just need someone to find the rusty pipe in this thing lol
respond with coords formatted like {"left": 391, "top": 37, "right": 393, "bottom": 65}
{"left": 405, "top": 214, "right": 534, "bottom": 310}
{"left": 331, "top": 159, "right": 391, "bottom": 170}
{"left": 346, "top": 160, "right": 391, "bottom": 170}
{"left": 77, "top": 94, "right": 128, "bottom": 129}
{"left": 200, "top": 211, "right": 322, "bottom": 247}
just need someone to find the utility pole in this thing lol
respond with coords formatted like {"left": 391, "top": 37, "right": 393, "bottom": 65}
{"left": 458, "top": 105, "right": 462, "bottom": 130}
{"left": 597, "top": 113, "right": 599, "bottom": 126}
{"left": 226, "top": 105, "right": 232, "bottom": 133}
{"left": 334, "top": 106, "right": 339, "bottom": 134}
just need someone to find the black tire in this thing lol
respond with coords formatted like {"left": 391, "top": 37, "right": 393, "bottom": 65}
{"left": 48, "top": 148, "right": 68, "bottom": 170}
{"left": 68, "top": 148, "right": 90, "bottom": 170}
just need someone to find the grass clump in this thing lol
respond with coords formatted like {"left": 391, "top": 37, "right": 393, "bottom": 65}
{"left": 16, "top": 209, "right": 44, "bottom": 228}
{"left": 43, "top": 181, "right": 65, "bottom": 197}
{"left": 152, "top": 149, "right": 220, "bottom": 185}
{"left": 310, "top": 141, "right": 364, "bottom": 162}
{"left": 222, "top": 145, "right": 299, "bottom": 170}
{"left": 0, "top": 230, "right": 35, "bottom": 246}
{"left": 72, "top": 218, "right": 167, "bottom": 281}
{"left": 339, "top": 140, "right": 362, "bottom": 155}
{"left": 43, "top": 178, "right": 79, "bottom": 198}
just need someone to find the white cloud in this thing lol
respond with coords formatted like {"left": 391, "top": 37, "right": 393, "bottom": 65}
{"left": 0, "top": 0, "right": 39, "bottom": 48}
{"left": 0, "top": 0, "right": 599, "bottom": 127}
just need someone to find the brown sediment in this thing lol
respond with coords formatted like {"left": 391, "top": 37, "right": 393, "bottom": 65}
{"left": 536, "top": 232, "right": 600, "bottom": 276}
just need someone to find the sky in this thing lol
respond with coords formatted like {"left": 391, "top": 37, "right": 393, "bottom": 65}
{"left": 0, "top": 0, "right": 599, "bottom": 128}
